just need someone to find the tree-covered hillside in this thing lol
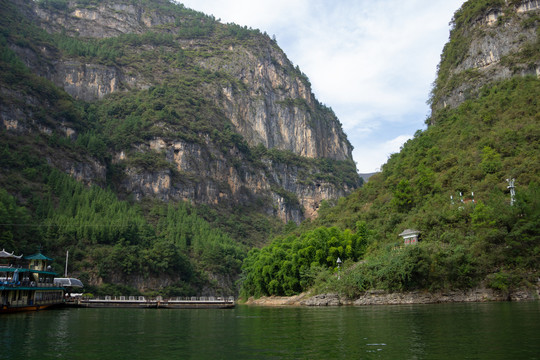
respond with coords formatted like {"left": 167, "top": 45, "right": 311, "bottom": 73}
{"left": 239, "top": 0, "right": 540, "bottom": 299}
{"left": 0, "top": 164, "right": 248, "bottom": 296}
{"left": 241, "top": 74, "right": 540, "bottom": 299}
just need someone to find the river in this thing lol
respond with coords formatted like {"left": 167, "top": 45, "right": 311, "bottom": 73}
{"left": 1, "top": 301, "right": 539, "bottom": 359}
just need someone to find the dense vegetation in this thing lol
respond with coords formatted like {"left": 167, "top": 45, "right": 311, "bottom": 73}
{"left": 240, "top": 222, "right": 368, "bottom": 297}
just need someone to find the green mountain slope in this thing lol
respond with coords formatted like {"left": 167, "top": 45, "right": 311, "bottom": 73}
{"left": 309, "top": 76, "right": 540, "bottom": 297}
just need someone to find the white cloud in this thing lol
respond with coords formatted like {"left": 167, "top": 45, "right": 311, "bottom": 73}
{"left": 178, "top": 0, "right": 466, "bottom": 172}
{"left": 354, "top": 134, "right": 413, "bottom": 174}
{"left": 178, "top": 0, "right": 309, "bottom": 29}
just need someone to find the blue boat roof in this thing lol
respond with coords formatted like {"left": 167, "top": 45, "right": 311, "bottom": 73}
{"left": 25, "top": 252, "right": 54, "bottom": 261}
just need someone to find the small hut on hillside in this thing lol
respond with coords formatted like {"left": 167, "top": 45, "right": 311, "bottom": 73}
{"left": 399, "top": 229, "right": 421, "bottom": 246}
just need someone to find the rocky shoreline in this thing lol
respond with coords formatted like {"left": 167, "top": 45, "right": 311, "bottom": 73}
{"left": 245, "top": 286, "right": 540, "bottom": 307}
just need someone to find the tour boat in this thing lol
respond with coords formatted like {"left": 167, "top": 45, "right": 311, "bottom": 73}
{"left": 0, "top": 249, "right": 65, "bottom": 313}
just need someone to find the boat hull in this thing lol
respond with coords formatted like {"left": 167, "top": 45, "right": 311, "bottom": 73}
{"left": 0, "top": 302, "right": 61, "bottom": 313}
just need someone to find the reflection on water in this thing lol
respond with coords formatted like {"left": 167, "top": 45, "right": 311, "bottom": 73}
{"left": 1, "top": 302, "right": 539, "bottom": 359}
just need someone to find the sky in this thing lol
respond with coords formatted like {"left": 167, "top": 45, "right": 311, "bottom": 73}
{"left": 177, "top": 0, "right": 467, "bottom": 173}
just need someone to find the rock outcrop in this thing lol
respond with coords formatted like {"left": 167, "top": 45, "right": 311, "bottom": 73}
{"left": 242, "top": 284, "right": 540, "bottom": 306}
{"left": 298, "top": 285, "right": 540, "bottom": 306}
{"left": 118, "top": 136, "right": 352, "bottom": 223}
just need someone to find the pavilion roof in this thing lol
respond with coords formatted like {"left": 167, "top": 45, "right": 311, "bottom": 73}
{"left": 398, "top": 229, "right": 421, "bottom": 237}
{"left": 0, "top": 249, "right": 23, "bottom": 259}
{"left": 24, "top": 252, "right": 53, "bottom": 261}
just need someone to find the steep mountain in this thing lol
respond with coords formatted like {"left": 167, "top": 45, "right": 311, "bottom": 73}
{"left": 1, "top": 0, "right": 359, "bottom": 224}
{"left": 0, "top": 0, "right": 360, "bottom": 294}
{"left": 240, "top": 0, "right": 540, "bottom": 299}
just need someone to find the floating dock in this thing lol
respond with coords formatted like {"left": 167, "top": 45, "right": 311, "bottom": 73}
{"left": 73, "top": 296, "right": 235, "bottom": 309}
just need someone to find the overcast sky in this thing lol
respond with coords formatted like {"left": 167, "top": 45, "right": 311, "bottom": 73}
{"left": 177, "top": 0, "right": 466, "bottom": 173}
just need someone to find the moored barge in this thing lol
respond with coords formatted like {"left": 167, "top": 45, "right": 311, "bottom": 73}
{"left": 76, "top": 295, "right": 235, "bottom": 309}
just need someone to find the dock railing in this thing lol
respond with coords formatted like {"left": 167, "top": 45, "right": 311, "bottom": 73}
{"left": 90, "top": 295, "right": 154, "bottom": 303}
{"left": 81, "top": 295, "right": 235, "bottom": 304}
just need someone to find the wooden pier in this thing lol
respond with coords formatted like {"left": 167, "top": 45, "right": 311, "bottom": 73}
{"left": 73, "top": 296, "right": 235, "bottom": 309}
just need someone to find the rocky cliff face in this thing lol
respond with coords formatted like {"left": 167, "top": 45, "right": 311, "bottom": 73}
{"left": 198, "top": 44, "right": 351, "bottom": 161}
{"left": 430, "top": 0, "right": 540, "bottom": 117}
{"left": 30, "top": 0, "right": 352, "bottom": 161}
{"left": 1, "top": 0, "right": 359, "bottom": 223}
{"left": 35, "top": 2, "right": 177, "bottom": 38}
{"left": 28, "top": 0, "right": 352, "bottom": 161}
{"left": 118, "top": 135, "right": 352, "bottom": 223}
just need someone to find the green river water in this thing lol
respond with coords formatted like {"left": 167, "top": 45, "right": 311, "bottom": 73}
{"left": 1, "top": 301, "right": 539, "bottom": 359}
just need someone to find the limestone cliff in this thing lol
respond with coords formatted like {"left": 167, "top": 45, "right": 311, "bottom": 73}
{"left": 430, "top": 0, "right": 540, "bottom": 118}
{"left": 28, "top": 0, "right": 352, "bottom": 160}
{"left": 119, "top": 135, "right": 351, "bottom": 222}
{"left": 0, "top": 0, "right": 360, "bottom": 223}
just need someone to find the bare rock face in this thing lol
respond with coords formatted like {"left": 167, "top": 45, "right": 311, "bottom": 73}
{"left": 66, "top": 159, "right": 107, "bottom": 186}
{"left": 301, "top": 293, "right": 342, "bottom": 306}
{"left": 351, "top": 286, "right": 540, "bottom": 305}
{"left": 52, "top": 62, "right": 121, "bottom": 101}
{"left": 118, "top": 137, "right": 352, "bottom": 223}
{"left": 34, "top": 2, "right": 176, "bottom": 38}
{"left": 200, "top": 45, "right": 352, "bottom": 161}
{"left": 431, "top": 2, "right": 540, "bottom": 116}
{"left": 299, "top": 286, "right": 540, "bottom": 306}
